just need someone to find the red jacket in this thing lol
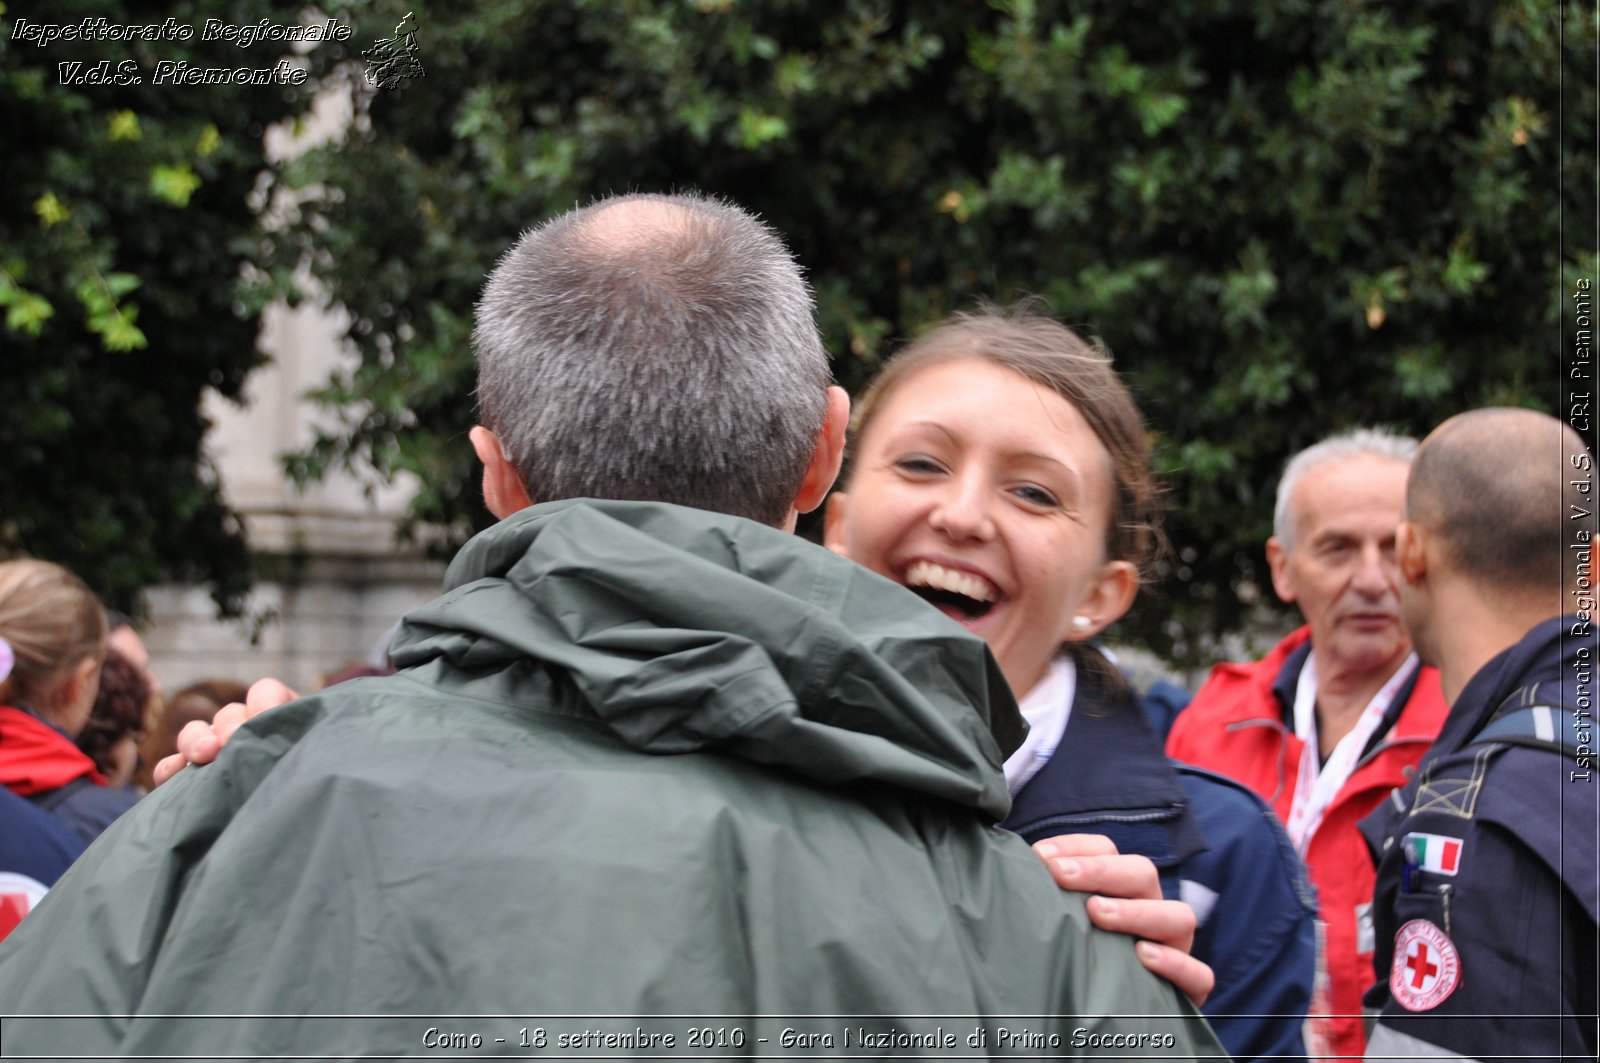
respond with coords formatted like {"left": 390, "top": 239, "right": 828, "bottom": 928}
{"left": 1166, "top": 627, "right": 1448, "bottom": 1063}
{"left": 0, "top": 706, "right": 137, "bottom": 846}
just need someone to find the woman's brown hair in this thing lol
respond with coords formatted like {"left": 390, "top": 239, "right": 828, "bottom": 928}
{"left": 77, "top": 648, "right": 150, "bottom": 778}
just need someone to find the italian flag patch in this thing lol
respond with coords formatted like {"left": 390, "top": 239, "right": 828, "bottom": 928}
{"left": 1404, "top": 832, "right": 1463, "bottom": 875}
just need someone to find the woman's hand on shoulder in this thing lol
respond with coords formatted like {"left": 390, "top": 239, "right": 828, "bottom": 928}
{"left": 1032, "top": 833, "right": 1213, "bottom": 1006}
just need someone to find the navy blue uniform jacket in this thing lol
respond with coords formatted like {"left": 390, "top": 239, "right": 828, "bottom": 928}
{"left": 1361, "top": 616, "right": 1598, "bottom": 1062}
{"left": 1003, "top": 659, "right": 1319, "bottom": 1063}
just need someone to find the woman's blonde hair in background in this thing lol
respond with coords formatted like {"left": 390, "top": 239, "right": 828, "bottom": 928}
{"left": 0, "top": 559, "right": 107, "bottom": 708}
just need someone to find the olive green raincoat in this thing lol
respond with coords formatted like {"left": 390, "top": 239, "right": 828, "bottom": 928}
{"left": 0, "top": 500, "right": 1223, "bottom": 1059}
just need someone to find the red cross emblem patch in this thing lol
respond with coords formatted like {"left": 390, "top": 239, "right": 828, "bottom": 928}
{"left": 1390, "top": 918, "right": 1461, "bottom": 1011}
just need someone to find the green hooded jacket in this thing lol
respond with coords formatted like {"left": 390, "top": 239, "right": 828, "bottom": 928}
{"left": 0, "top": 501, "right": 1224, "bottom": 1059}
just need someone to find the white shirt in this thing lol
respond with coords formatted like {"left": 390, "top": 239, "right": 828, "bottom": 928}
{"left": 1003, "top": 655, "right": 1076, "bottom": 795}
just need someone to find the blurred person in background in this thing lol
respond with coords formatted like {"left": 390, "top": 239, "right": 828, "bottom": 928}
{"left": 320, "top": 661, "right": 395, "bottom": 688}
{"left": 76, "top": 649, "right": 153, "bottom": 792}
{"left": 0, "top": 636, "right": 87, "bottom": 944}
{"left": 105, "top": 611, "right": 161, "bottom": 699}
{"left": 0, "top": 560, "right": 137, "bottom": 843}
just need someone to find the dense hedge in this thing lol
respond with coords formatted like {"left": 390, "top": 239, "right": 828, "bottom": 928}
{"left": 7, "top": 1, "right": 1592, "bottom": 657}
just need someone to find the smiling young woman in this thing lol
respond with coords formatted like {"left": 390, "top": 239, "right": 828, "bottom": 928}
{"left": 825, "top": 305, "right": 1319, "bottom": 1063}
{"left": 826, "top": 314, "right": 1148, "bottom": 701}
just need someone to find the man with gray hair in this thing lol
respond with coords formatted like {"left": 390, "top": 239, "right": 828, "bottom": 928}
{"left": 1168, "top": 427, "right": 1450, "bottom": 1060}
{"left": 0, "top": 193, "right": 1218, "bottom": 1058}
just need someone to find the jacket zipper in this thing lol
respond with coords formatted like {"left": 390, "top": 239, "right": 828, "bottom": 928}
{"left": 1349, "top": 734, "right": 1434, "bottom": 776}
{"left": 1020, "top": 807, "right": 1185, "bottom": 833}
{"left": 1223, "top": 716, "right": 1294, "bottom": 805}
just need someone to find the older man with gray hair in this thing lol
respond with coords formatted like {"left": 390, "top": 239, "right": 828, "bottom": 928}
{"left": 1168, "top": 427, "right": 1451, "bottom": 1061}
{"left": 0, "top": 192, "right": 1219, "bottom": 1059}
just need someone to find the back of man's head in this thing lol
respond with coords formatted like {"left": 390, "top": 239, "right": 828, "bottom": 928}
{"left": 1273, "top": 427, "right": 1418, "bottom": 549}
{"left": 474, "top": 192, "right": 830, "bottom": 527}
{"left": 1407, "top": 407, "right": 1593, "bottom": 602}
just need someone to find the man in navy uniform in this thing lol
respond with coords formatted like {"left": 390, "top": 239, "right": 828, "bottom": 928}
{"left": 1362, "top": 407, "right": 1598, "bottom": 1060}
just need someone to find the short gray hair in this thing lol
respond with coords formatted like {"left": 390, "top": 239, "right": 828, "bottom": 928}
{"left": 1273, "top": 427, "right": 1419, "bottom": 550}
{"left": 474, "top": 192, "right": 830, "bottom": 527}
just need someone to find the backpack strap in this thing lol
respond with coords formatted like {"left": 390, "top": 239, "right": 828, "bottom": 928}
{"left": 1471, "top": 704, "right": 1590, "bottom": 760}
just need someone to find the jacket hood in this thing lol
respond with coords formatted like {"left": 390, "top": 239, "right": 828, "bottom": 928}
{"left": 391, "top": 500, "right": 1023, "bottom": 818}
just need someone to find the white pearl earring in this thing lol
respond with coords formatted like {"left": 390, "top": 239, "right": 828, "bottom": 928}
{"left": 1072, "top": 616, "right": 1092, "bottom": 630}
